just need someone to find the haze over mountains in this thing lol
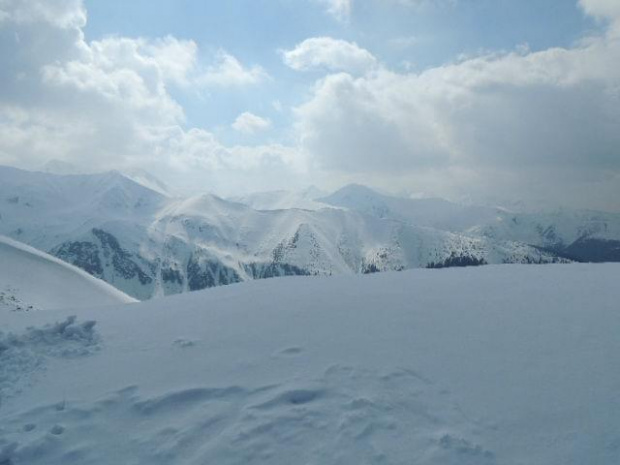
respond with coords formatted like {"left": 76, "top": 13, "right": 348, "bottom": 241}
{"left": 1, "top": 165, "right": 619, "bottom": 300}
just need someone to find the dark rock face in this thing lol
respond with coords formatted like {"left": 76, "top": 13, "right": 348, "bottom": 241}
{"left": 52, "top": 228, "right": 154, "bottom": 299}
{"left": 362, "top": 263, "right": 381, "bottom": 274}
{"left": 244, "top": 262, "right": 311, "bottom": 280}
{"left": 51, "top": 227, "right": 315, "bottom": 297}
{"left": 505, "top": 253, "right": 565, "bottom": 265}
{"left": 91, "top": 229, "right": 153, "bottom": 285}
{"left": 186, "top": 255, "right": 241, "bottom": 291}
{"left": 53, "top": 241, "right": 103, "bottom": 276}
{"left": 427, "top": 254, "right": 487, "bottom": 269}
{"left": 161, "top": 267, "right": 183, "bottom": 285}
{"left": 558, "top": 238, "right": 620, "bottom": 263}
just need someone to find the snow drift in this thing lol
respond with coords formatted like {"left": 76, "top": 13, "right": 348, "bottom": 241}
{"left": 0, "top": 236, "right": 136, "bottom": 311}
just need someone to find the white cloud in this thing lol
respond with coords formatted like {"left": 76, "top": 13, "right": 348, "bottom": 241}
{"left": 0, "top": 0, "right": 87, "bottom": 29}
{"left": 0, "top": 0, "right": 297, "bottom": 195}
{"left": 198, "top": 50, "right": 268, "bottom": 87}
{"left": 283, "top": 37, "right": 377, "bottom": 74}
{"left": 1, "top": 0, "right": 619, "bottom": 209}
{"left": 294, "top": 16, "right": 620, "bottom": 209}
{"left": 580, "top": 0, "right": 620, "bottom": 21}
{"left": 232, "top": 112, "right": 272, "bottom": 134}
{"left": 316, "top": 0, "right": 352, "bottom": 21}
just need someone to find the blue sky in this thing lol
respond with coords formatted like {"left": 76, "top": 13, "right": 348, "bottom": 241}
{"left": 83, "top": 0, "right": 596, "bottom": 141}
{"left": 1, "top": 0, "right": 619, "bottom": 210}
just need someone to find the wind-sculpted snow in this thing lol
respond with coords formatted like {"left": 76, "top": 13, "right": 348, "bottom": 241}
{"left": 0, "top": 264, "right": 618, "bottom": 464}
{"left": 0, "top": 316, "right": 100, "bottom": 402}
{"left": 0, "top": 367, "right": 495, "bottom": 465}
{"left": 0, "top": 236, "right": 136, "bottom": 309}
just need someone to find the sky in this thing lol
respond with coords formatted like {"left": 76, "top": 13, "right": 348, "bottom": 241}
{"left": 0, "top": 0, "right": 619, "bottom": 211}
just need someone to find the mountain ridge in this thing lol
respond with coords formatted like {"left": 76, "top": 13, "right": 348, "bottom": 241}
{"left": 3, "top": 166, "right": 618, "bottom": 299}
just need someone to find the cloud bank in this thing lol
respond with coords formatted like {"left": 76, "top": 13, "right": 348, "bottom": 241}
{"left": 0, "top": 0, "right": 295, "bottom": 194}
{"left": 0, "top": 0, "right": 619, "bottom": 209}
{"left": 288, "top": 2, "right": 620, "bottom": 209}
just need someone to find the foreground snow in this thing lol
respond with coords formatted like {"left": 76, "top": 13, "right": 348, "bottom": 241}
{"left": 0, "top": 236, "right": 136, "bottom": 311}
{"left": 0, "top": 264, "right": 619, "bottom": 464}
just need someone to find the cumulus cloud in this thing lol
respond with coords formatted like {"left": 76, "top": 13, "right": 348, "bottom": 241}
{"left": 232, "top": 112, "right": 272, "bottom": 135}
{"left": 316, "top": 0, "right": 352, "bottom": 21}
{"left": 580, "top": 0, "right": 620, "bottom": 22}
{"left": 0, "top": 0, "right": 87, "bottom": 29}
{"left": 1, "top": 0, "right": 619, "bottom": 209}
{"left": 0, "top": 0, "right": 294, "bottom": 194}
{"left": 198, "top": 50, "right": 268, "bottom": 87}
{"left": 294, "top": 11, "right": 620, "bottom": 209}
{"left": 283, "top": 37, "right": 377, "bottom": 74}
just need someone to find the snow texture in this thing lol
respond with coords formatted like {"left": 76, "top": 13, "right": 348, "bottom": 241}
{"left": 0, "top": 236, "right": 136, "bottom": 310}
{"left": 0, "top": 263, "right": 619, "bottom": 464}
{"left": 0, "top": 316, "right": 100, "bottom": 403}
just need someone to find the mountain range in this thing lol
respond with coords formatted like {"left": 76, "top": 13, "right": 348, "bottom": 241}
{"left": 1, "top": 165, "right": 619, "bottom": 299}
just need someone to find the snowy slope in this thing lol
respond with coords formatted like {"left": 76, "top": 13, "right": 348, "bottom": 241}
{"left": 0, "top": 236, "right": 136, "bottom": 311}
{"left": 0, "top": 264, "right": 618, "bottom": 464}
{"left": 121, "top": 168, "right": 171, "bottom": 197}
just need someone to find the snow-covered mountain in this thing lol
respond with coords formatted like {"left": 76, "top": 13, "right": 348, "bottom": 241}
{"left": 0, "top": 166, "right": 567, "bottom": 299}
{"left": 3, "top": 166, "right": 620, "bottom": 299}
{"left": 1, "top": 263, "right": 619, "bottom": 464}
{"left": 121, "top": 168, "right": 171, "bottom": 197}
{"left": 321, "top": 184, "right": 620, "bottom": 262}
{"left": 0, "top": 236, "right": 135, "bottom": 311}
{"left": 41, "top": 160, "right": 171, "bottom": 197}
{"left": 471, "top": 209, "right": 620, "bottom": 262}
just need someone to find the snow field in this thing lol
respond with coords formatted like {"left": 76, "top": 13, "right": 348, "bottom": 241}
{"left": 0, "top": 264, "right": 619, "bottom": 464}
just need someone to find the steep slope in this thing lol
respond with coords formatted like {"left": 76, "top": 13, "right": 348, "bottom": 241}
{"left": 121, "top": 168, "right": 171, "bottom": 197}
{"left": 0, "top": 236, "right": 136, "bottom": 311}
{"left": 1, "top": 264, "right": 618, "bottom": 464}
